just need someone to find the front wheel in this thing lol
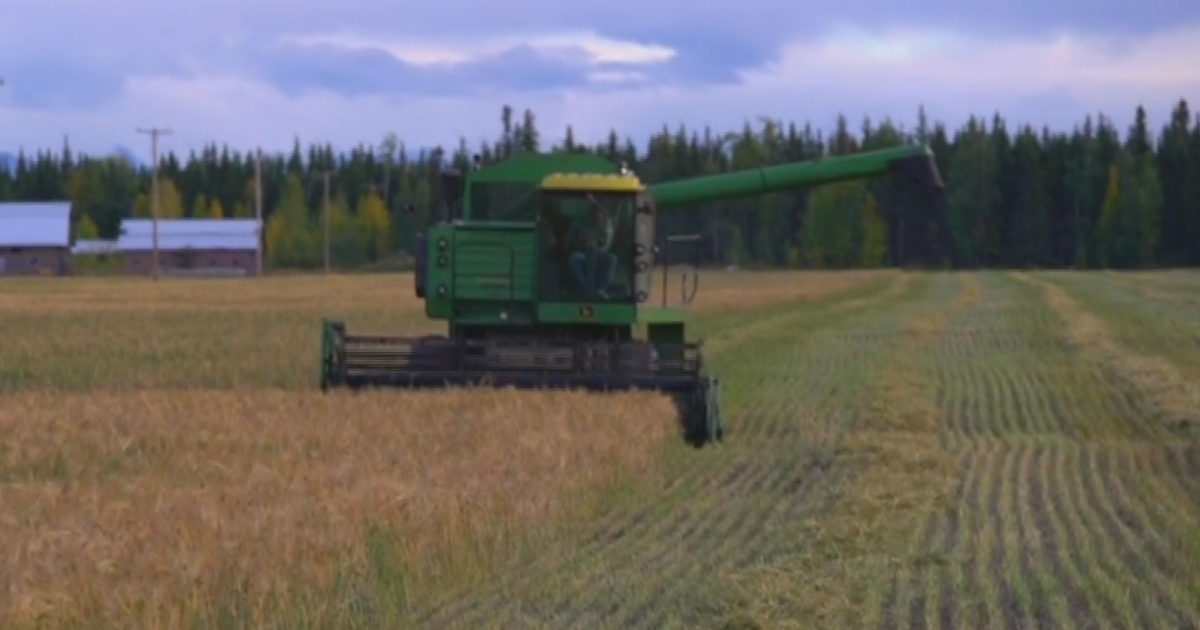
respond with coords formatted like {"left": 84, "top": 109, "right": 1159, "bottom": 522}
{"left": 678, "top": 377, "right": 723, "bottom": 447}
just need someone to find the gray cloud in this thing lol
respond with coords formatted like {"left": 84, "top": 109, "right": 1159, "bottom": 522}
{"left": 1, "top": 0, "right": 1197, "bottom": 158}
{"left": 248, "top": 41, "right": 620, "bottom": 98}
{"left": 193, "top": 0, "right": 1197, "bottom": 41}
{"left": 244, "top": 35, "right": 771, "bottom": 98}
{"left": 4, "top": 0, "right": 1195, "bottom": 102}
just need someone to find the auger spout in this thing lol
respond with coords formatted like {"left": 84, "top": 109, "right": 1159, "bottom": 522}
{"left": 648, "top": 144, "right": 944, "bottom": 210}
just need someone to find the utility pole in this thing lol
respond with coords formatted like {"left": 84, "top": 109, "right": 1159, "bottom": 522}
{"left": 136, "top": 126, "right": 171, "bottom": 280}
{"left": 320, "top": 170, "right": 331, "bottom": 273}
{"left": 254, "top": 148, "right": 263, "bottom": 276}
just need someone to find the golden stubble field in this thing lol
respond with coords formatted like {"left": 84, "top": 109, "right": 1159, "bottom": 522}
{"left": 0, "top": 269, "right": 890, "bottom": 629}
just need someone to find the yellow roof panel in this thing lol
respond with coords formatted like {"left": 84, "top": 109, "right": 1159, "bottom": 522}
{"left": 540, "top": 173, "right": 644, "bottom": 192}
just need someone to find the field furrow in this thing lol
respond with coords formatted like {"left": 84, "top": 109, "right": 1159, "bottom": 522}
{"left": 1100, "top": 447, "right": 1200, "bottom": 626}
{"left": 1040, "top": 444, "right": 1124, "bottom": 630}
{"left": 742, "top": 272, "right": 973, "bottom": 630}
{"left": 1010, "top": 445, "right": 1059, "bottom": 629}
{"left": 1032, "top": 272, "right": 1200, "bottom": 413}
{"left": 979, "top": 361, "right": 1008, "bottom": 443}
{"left": 895, "top": 497, "right": 943, "bottom": 630}
{"left": 988, "top": 446, "right": 1022, "bottom": 629}
{"left": 1059, "top": 445, "right": 1151, "bottom": 629}
{"left": 873, "top": 492, "right": 942, "bottom": 630}
{"left": 1021, "top": 446, "right": 1091, "bottom": 629}
{"left": 876, "top": 451, "right": 984, "bottom": 630}
{"left": 1160, "top": 444, "right": 1200, "bottom": 499}
{"left": 1024, "top": 365, "right": 1072, "bottom": 437}
{"left": 1132, "top": 459, "right": 1200, "bottom": 626}
{"left": 955, "top": 357, "right": 988, "bottom": 443}
{"left": 1099, "top": 271, "right": 1200, "bottom": 310}
{"left": 1083, "top": 447, "right": 1181, "bottom": 620}
{"left": 859, "top": 272, "right": 1200, "bottom": 630}
{"left": 1005, "top": 366, "right": 1035, "bottom": 435}
{"left": 951, "top": 448, "right": 989, "bottom": 630}
{"left": 944, "top": 446, "right": 992, "bottom": 630}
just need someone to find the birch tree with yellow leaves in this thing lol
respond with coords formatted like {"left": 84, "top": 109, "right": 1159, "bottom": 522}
{"left": 355, "top": 192, "right": 391, "bottom": 263}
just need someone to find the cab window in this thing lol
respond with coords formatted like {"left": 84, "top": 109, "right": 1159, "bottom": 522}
{"left": 538, "top": 191, "right": 635, "bottom": 302}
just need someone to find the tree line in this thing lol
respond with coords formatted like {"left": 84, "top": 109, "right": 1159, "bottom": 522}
{"left": 1, "top": 101, "right": 1198, "bottom": 270}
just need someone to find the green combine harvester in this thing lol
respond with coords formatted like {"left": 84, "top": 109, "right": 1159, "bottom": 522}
{"left": 320, "top": 144, "right": 944, "bottom": 446}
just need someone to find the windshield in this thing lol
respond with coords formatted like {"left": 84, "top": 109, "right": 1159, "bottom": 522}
{"left": 544, "top": 191, "right": 634, "bottom": 223}
{"left": 538, "top": 191, "right": 637, "bottom": 302}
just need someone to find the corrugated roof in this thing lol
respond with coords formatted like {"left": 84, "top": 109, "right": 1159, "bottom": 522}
{"left": 72, "top": 239, "right": 119, "bottom": 255}
{"left": 118, "top": 219, "right": 261, "bottom": 251}
{"left": 0, "top": 201, "right": 73, "bottom": 247}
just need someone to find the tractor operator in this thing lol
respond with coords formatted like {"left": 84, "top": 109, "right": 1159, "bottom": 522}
{"left": 566, "top": 193, "right": 617, "bottom": 299}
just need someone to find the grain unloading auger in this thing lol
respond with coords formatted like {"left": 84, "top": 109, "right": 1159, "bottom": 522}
{"left": 320, "top": 144, "right": 944, "bottom": 446}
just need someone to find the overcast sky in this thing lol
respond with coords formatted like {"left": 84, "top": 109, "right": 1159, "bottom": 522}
{"left": 2, "top": 0, "right": 1198, "bottom": 161}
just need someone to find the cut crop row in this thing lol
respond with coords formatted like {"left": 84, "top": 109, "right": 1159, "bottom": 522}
{"left": 1044, "top": 272, "right": 1200, "bottom": 382}
{"left": 878, "top": 272, "right": 1200, "bottom": 630}
{"left": 724, "top": 272, "right": 979, "bottom": 629}
{"left": 885, "top": 447, "right": 1197, "bottom": 630}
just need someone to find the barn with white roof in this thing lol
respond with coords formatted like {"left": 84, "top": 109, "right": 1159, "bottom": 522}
{"left": 116, "top": 218, "right": 261, "bottom": 276}
{"left": 0, "top": 201, "right": 74, "bottom": 277}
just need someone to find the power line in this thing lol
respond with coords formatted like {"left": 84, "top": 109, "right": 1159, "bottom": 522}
{"left": 136, "top": 127, "right": 172, "bottom": 280}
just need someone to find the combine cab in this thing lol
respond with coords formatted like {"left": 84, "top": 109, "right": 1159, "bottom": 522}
{"left": 320, "top": 146, "right": 944, "bottom": 446}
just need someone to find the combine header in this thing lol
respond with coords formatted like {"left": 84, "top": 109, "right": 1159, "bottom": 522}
{"left": 320, "top": 145, "right": 944, "bottom": 446}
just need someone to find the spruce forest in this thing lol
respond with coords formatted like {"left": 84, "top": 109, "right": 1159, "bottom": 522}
{"left": 2, "top": 100, "right": 1199, "bottom": 271}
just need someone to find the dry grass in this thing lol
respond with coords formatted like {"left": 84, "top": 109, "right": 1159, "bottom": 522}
{"left": 0, "top": 274, "right": 425, "bottom": 315}
{"left": 0, "top": 275, "right": 442, "bottom": 392}
{"left": 688, "top": 268, "right": 897, "bottom": 314}
{"left": 1099, "top": 271, "right": 1197, "bottom": 306}
{"left": 0, "top": 269, "right": 870, "bottom": 630}
{"left": 833, "top": 271, "right": 914, "bottom": 314}
{"left": 1012, "top": 272, "right": 1200, "bottom": 432}
{"left": 701, "top": 272, "right": 909, "bottom": 353}
{"left": 816, "top": 274, "right": 974, "bottom": 620}
{"left": 0, "top": 389, "right": 676, "bottom": 629}
{"left": 858, "top": 272, "right": 979, "bottom": 435}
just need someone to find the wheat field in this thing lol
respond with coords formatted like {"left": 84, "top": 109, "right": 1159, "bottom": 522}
{"left": 2, "top": 268, "right": 1199, "bottom": 630}
{"left": 0, "top": 269, "right": 885, "bottom": 629}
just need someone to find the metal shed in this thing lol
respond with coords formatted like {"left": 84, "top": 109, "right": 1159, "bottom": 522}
{"left": 0, "top": 201, "right": 73, "bottom": 276}
{"left": 117, "top": 219, "right": 262, "bottom": 276}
